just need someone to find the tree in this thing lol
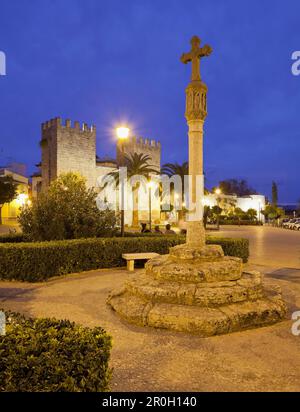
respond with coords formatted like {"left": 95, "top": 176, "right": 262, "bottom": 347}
{"left": 0, "top": 176, "right": 17, "bottom": 225}
{"left": 261, "top": 204, "right": 284, "bottom": 223}
{"left": 215, "top": 179, "right": 257, "bottom": 197}
{"left": 107, "top": 153, "right": 158, "bottom": 227}
{"left": 18, "top": 173, "right": 117, "bottom": 241}
{"left": 203, "top": 205, "right": 211, "bottom": 229}
{"left": 234, "top": 207, "right": 246, "bottom": 225}
{"left": 211, "top": 205, "right": 223, "bottom": 230}
{"left": 246, "top": 208, "right": 257, "bottom": 221}
{"left": 272, "top": 181, "right": 278, "bottom": 207}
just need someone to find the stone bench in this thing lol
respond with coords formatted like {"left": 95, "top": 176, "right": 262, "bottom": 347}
{"left": 122, "top": 253, "right": 159, "bottom": 272}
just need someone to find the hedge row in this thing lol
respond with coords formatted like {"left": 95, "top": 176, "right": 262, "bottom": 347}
{"left": 219, "top": 220, "right": 263, "bottom": 226}
{"left": 0, "top": 236, "right": 249, "bottom": 282}
{"left": 207, "top": 236, "right": 249, "bottom": 263}
{"left": 0, "top": 311, "right": 112, "bottom": 392}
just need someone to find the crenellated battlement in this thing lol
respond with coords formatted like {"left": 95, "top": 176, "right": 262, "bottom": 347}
{"left": 116, "top": 135, "right": 161, "bottom": 169}
{"left": 126, "top": 135, "right": 161, "bottom": 148}
{"left": 41, "top": 117, "right": 96, "bottom": 133}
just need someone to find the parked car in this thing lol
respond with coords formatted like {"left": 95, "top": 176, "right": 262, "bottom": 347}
{"left": 289, "top": 218, "right": 300, "bottom": 230}
{"left": 293, "top": 221, "right": 300, "bottom": 231}
{"left": 280, "top": 218, "right": 290, "bottom": 227}
{"left": 282, "top": 219, "right": 296, "bottom": 228}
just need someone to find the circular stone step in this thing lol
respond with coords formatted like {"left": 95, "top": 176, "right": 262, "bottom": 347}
{"left": 107, "top": 286, "right": 287, "bottom": 337}
{"left": 145, "top": 255, "right": 243, "bottom": 283}
{"left": 125, "top": 271, "right": 263, "bottom": 307}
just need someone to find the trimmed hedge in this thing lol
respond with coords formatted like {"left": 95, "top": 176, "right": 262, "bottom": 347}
{"left": 219, "top": 220, "right": 263, "bottom": 226}
{"left": 207, "top": 236, "right": 249, "bottom": 263}
{"left": 0, "top": 311, "right": 112, "bottom": 392}
{"left": 0, "top": 236, "right": 249, "bottom": 282}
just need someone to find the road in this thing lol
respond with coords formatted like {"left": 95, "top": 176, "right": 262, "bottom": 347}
{"left": 210, "top": 225, "right": 300, "bottom": 269}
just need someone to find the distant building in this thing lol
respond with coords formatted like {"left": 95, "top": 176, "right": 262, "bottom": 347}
{"left": 0, "top": 167, "right": 29, "bottom": 225}
{"left": 203, "top": 193, "right": 265, "bottom": 222}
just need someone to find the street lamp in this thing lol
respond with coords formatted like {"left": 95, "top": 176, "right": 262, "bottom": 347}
{"left": 215, "top": 188, "right": 221, "bottom": 195}
{"left": 16, "top": 193, "right": 28, "bottom": 206}
{"left": 116, "top": 126, "right": 130, "bottom": 237}
{"left": 147, "top": 180, "right": 154, "bottom": 231}
{"left": 116, "top": 127, "right": 130, "bottom": 140}
{"left": 214, "top": 188, "right": 222, "bottom": 230}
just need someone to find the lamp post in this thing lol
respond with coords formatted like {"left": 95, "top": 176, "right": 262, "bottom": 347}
{"left": 147, "top": 180, "right": 154, "bottom": 231}
{"left": 116, "top": 127, "right": 130, "bottom": 237}
{"left": 214, "top": 188, "right": 222, "bottom": 230}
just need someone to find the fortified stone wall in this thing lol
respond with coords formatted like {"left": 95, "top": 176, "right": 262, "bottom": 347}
{"left": 116, "top": 136, "right": 161, "bottom": 171}
{"left": 41, "top": 118, "right": 96, "bottom": 190}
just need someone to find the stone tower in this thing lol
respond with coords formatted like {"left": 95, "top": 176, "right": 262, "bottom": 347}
{"left": 116, "top": 136, "right": 161, "bottom": 171}
{"left": 41, "top": 117, "right": 96, "bottom": 190}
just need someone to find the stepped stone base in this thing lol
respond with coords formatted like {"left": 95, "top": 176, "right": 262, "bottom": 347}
{"left": 107, "top": 244, "right": 287, "bottom": 337}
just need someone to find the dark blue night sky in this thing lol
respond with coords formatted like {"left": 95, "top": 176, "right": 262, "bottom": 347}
{"left": 0, "top": 0, "right": 299, "bottom": 203}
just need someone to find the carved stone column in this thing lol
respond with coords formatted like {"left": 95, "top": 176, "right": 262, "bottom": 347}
{"left": 185, "top": 80, "right": 207, "bottom": 247}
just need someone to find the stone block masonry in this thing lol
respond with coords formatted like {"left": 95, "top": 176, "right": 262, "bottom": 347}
{"left": 116, "top": 136, "right": 161, "bottom": 171}
{"left": 41, "top": 117, "right": 96, "bottom": 190}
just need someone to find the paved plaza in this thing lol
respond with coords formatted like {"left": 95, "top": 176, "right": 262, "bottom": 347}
{"left": 211, "top": 225, "right": 300, "bottom": 268}
{"left": 0, "top": 226, "right": 300, "bottom": 391}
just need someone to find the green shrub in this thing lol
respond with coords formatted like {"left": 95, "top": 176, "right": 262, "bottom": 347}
{"left": 18, "top": 173, "right": 117, "bottom": 241}
{"left": 0, "top": 235, "right": 249, "bottom": 282}
{"left": 0, "top": 311, "right": 112, "bottom": 392}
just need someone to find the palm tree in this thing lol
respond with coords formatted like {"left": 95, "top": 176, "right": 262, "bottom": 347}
{"left": 106, "top": 153, "right": 158, "bottom": 228}
{"left": 161, "top": 162, "right": 188, "bottom": 221}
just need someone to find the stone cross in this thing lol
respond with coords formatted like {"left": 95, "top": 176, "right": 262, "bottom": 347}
{"left": 181, "top": 36, "right": 212, "bottom": 247}
{"left": 180, "top": 36, "right": 212, "bottom": 82}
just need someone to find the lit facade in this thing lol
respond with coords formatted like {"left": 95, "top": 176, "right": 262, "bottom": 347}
{"left": 0, "top": 168, "right": 29, "bottom": 225}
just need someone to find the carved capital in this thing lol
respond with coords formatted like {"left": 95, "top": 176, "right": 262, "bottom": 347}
{"left": 185, "top": 81, "right": 208, "bottom": 121}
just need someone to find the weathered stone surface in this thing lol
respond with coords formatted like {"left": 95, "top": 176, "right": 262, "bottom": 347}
{"left": 146, "top": 254, "right": 242, "bottom": 283}
{"left": 126, "top": 275, "right": 180, "bottom": 304}
{"left": 169, "top": 244, "right": 224, "bottom": 261}
{"left": 147, "top": 304, "right": 231, "bottom": 336}
{"left": 107, "top": 244, "right": 287, "bottom": 336}
{"left": 123, "top": 271, "right": 263, "bottom": 307}
{"left": 108, "top": 290, "right": 152, "bottom": 327}
{"left": 108, "top": 291, "right": 286, "bottom": 337}
{"left": 194, "top": 284, "right": 248, "bottom": 306}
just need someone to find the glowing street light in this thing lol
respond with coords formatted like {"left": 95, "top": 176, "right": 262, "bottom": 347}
{"left": 16, "top": 193, "right": 28, "bottom": 206}
{"left": 116, "top": 127, "right": 130, "bottom": 140}
{"left": 215, "top": 188, "right": 221, "bottom": 195}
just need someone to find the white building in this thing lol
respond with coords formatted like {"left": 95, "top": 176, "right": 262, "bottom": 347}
{"left": 203, "top": 193, "right": 265, "bottom": 222}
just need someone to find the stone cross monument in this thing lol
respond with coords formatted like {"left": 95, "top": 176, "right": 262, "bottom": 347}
{"left": 108, "top": 36, "right": 286, "bottom": 336}
{"left": 181, "top": 35, "right": 212, "bottom": 247}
